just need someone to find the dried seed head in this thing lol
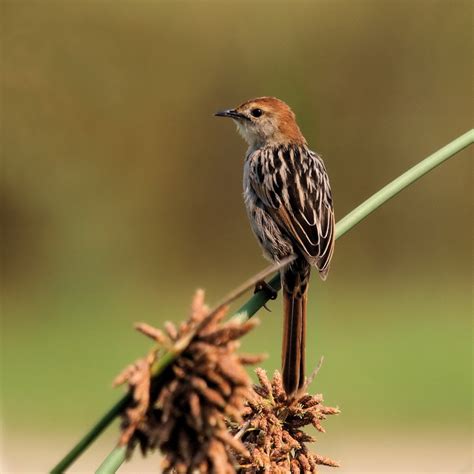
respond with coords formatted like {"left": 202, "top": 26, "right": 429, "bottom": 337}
{"left": 114, "top": 290, "right": 264, "bottom": 472}
{"left": 230, "top": 368, "right": 340, "bottom": 473}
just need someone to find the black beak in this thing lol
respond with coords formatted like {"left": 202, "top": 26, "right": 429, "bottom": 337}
{"left": 214, "top": 109, "right": 248, "bottom": 120}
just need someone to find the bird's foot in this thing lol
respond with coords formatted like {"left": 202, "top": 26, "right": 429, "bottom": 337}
{"left": 254, "top": 280, "right": 278, "bottom": 311}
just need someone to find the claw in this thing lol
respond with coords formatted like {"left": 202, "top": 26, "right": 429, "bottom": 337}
{"left": 254, "top": 280, "right": 278, "bottom": 301}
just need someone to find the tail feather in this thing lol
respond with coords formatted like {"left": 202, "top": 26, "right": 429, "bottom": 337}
{"left": 281, "top": 262, "right": 310, "bottom": 396}
{"left": 282, "top": 289, "right": 307, "bottom": 395}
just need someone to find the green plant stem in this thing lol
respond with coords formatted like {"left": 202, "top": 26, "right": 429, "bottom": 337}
{"left": 50, "top": 130, "right": 473, "bottom": 473}
{"left": 50, "top": 395, "right": 130, "bottom": 474}
{"left": 96, "top": 446, "right": 127, "bottom": 474}
{"left": 334, "top": 129, "right": 474, "bottom": 240}
{"left": 237, "top": 129, "right": 474, "bottom": 315}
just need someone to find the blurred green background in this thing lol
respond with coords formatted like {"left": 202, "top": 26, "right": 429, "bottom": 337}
{"left": 1, "top": 0, "right": 472, "bottom": 472}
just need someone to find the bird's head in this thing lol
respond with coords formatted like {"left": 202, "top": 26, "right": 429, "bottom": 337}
{"left": 215, "top": 97, "right": 306, "bottom": 150}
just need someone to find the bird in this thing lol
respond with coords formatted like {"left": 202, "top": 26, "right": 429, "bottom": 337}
{"left": 215, "top": 97, "right": 335, "bottom": 396}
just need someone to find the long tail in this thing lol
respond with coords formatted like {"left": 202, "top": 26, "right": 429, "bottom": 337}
{"left": 281, "top": 260, "right": 310, "bottom": 396}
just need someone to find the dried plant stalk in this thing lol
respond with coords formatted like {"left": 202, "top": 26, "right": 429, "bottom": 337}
{"left": 52, "top": 131, "right": 472, "bottom": 473}
{"left": 230, "top": 368, "right": 340, "bottom": 473}
{"left": 114, "top": 290, "right": 265, "bottom": 473}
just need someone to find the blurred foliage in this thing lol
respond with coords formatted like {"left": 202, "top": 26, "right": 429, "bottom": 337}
{"left": 1, "top": 0, "right": 472, "bottom": 457}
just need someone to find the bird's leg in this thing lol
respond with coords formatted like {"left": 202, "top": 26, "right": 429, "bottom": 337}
{"left": 254, "top": 280, "right": 278, "bottom": 311}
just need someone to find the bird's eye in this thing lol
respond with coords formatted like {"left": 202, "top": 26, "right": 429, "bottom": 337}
{"left": 250, "top": 108, "right": 263, "bottom": 118}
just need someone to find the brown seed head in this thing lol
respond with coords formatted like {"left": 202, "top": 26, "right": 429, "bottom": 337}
{"left": 230, "top": 368, "right": 340, "bottom": 473}
{"left": 114, "top": 290, "right": 265, "bottom": 473}
{"left": 215, "top": 96, "right": 307, "bottom": 149}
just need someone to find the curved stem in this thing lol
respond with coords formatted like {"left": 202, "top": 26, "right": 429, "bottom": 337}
{"left": 50, "top": 130, "right": 473, "bottom": 473}
{"left": 96, "top": 446, "right": 127, "bottom": 473}
{"left": 50, "top": 396, "right": 130, "bottom": 473}
{"left": 237, "top": 129, "right": 474, "bottom": 315}
{"left": 334, "top": 129, "right": 473, "bottom": 239}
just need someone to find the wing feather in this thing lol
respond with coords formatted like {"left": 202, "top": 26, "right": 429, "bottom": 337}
{"left": 248, "top": 145, "right": 335, "bottom": 277}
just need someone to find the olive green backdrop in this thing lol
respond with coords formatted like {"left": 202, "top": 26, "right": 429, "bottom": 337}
{"left": 1, "top": 1, "right": 472, "bottom": 472}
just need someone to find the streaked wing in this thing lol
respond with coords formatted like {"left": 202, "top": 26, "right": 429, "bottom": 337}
{"left": 248, "top": 145, "right": 335, "bottom": 277}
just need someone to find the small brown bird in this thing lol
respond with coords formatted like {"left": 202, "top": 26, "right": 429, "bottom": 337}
{"left": 215, "top": 97, "right": 335, "bottom": 395}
